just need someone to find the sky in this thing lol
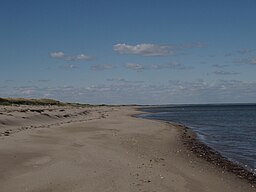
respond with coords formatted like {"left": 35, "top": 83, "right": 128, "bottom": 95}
{"left": 0, "top": 0, "right": 256, "bottom": 104}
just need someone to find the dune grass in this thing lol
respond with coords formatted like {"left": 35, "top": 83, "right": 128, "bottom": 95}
{"left": 0, "top": 98, "right": 64, "bottom": 106}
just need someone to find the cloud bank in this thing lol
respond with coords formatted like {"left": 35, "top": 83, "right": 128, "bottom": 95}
{"left": 3, "top": 80, "right": 256, "bottom": 105}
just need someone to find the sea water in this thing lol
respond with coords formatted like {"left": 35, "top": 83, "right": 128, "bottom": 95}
{"left": 140, "top": 104, "right": 256, "bottom": 173}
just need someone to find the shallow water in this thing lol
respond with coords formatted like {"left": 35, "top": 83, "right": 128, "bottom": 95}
{"left": 140, "top": 104, "right": 256, "bottom": 173}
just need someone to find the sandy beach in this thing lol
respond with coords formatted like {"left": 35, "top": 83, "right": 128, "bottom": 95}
{"left": 0, "top": 105, "right": 255, "bottom": 192}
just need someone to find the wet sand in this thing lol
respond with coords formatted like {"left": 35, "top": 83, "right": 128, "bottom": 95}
{"left": 0, "top": 105, "right": 255, "bottom": 192}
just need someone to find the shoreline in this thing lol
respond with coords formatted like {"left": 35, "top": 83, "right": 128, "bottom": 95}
{"left": 135, "top": 107, "right": 256, "bottom": 185}
{"left": 0, "top": 105, "right": 255, "bottom": 191}
{"left": 179, "top": 123, "right": 256, "bottom": 184}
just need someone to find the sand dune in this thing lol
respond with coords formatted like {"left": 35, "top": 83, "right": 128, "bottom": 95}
{"left": 0, "top": 105, "right": 108, "bottom": 136}
{"left": 0, "top": 105, "right": 254, "bottom": 192}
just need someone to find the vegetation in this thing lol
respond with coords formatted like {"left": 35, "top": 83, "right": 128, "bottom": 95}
{"left": 0, "top": 98, "right": 64, "bottom": 106}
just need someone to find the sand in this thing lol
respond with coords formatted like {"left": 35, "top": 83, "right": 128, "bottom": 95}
{"left": 0, "top": 105, "right": 254, "bottom": 192}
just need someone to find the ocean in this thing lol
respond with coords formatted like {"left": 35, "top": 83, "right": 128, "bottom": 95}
{"left": 139, "top": 104, "right": 256, "bottom": 174}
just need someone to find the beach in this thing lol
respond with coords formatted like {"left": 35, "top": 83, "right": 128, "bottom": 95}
{"left": 0, "top": 105, "right": 254, "bottom": 192}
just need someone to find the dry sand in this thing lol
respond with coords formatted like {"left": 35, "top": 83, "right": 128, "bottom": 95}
{"left": 0, "top": 105, "right": 255, "bottom": 192}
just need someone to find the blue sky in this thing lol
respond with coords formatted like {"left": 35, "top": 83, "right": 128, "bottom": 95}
{"left": 1, "top": 0, "right": 256, "bottom": 104}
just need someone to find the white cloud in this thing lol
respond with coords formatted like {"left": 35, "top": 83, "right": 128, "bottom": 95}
{"left": 233, "top": 59, "right": 247, "bottom": 64}
{"left": 75, "top": 54, "right": 91, "bottom": 60}
{"left": 150, "top": 62, "right": 188, "bottom": 70}
{"left": 125, "top": 63, "right": 145, "bottom": 71}
{"left": 179, "top": 42, "right": 206, "bottom": 49}
{"left": 50, "top": 51, "right": 65, "bottom": 58}
{"left": 106, "top": 78, "right": 144, "bottom": 84}
{"left": 113, "top": 43, "right": 173, "bottom": 56}
{"left": 21, "top": 89, "right": 34, "bottom": 95}
{"left": 125, "top": 62, "right": 189, "bottom": 71}
{"left": 249, "top": 58, "right": 256, "bottom": 65}
{"left": 50, "top": 51, "right": 92, "bottom": 61}
{"left": 90, "top": 64, "right": 115, "bottom": 71}
{"left": 4, "top": 80, "right": 14, "bottom": 83}
{"left": 113, "top": 42, "right": 206, "bottom": 57}
{"left": 86, "top": 85, "right": 112, "bottom": 92}
{"left": 212, "top": 64, "right": 229, "bottom": 68}
{"left": 237, "top": 48, "right": 254, "bottom": 54}
{"left": 63, "top": 64, "right": 79, "bottom": 69}
{"left": 213, "top": 71, "right": 240, "bottom": 75}
{"left": 38, "top": 79, "right": 50, "bottom": 83}
{"left": 195, "top": 42, "right": 206, "bottom": 48}
{"left": 224, "top": 53, "right": 233, "bottom": 57}
{"left": 233, "top": 58, "right": 256, "bottom": 65}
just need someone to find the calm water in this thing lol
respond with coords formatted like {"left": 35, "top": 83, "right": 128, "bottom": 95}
{"left": 140, "top": 104, "right": 256, "bottom": 173}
